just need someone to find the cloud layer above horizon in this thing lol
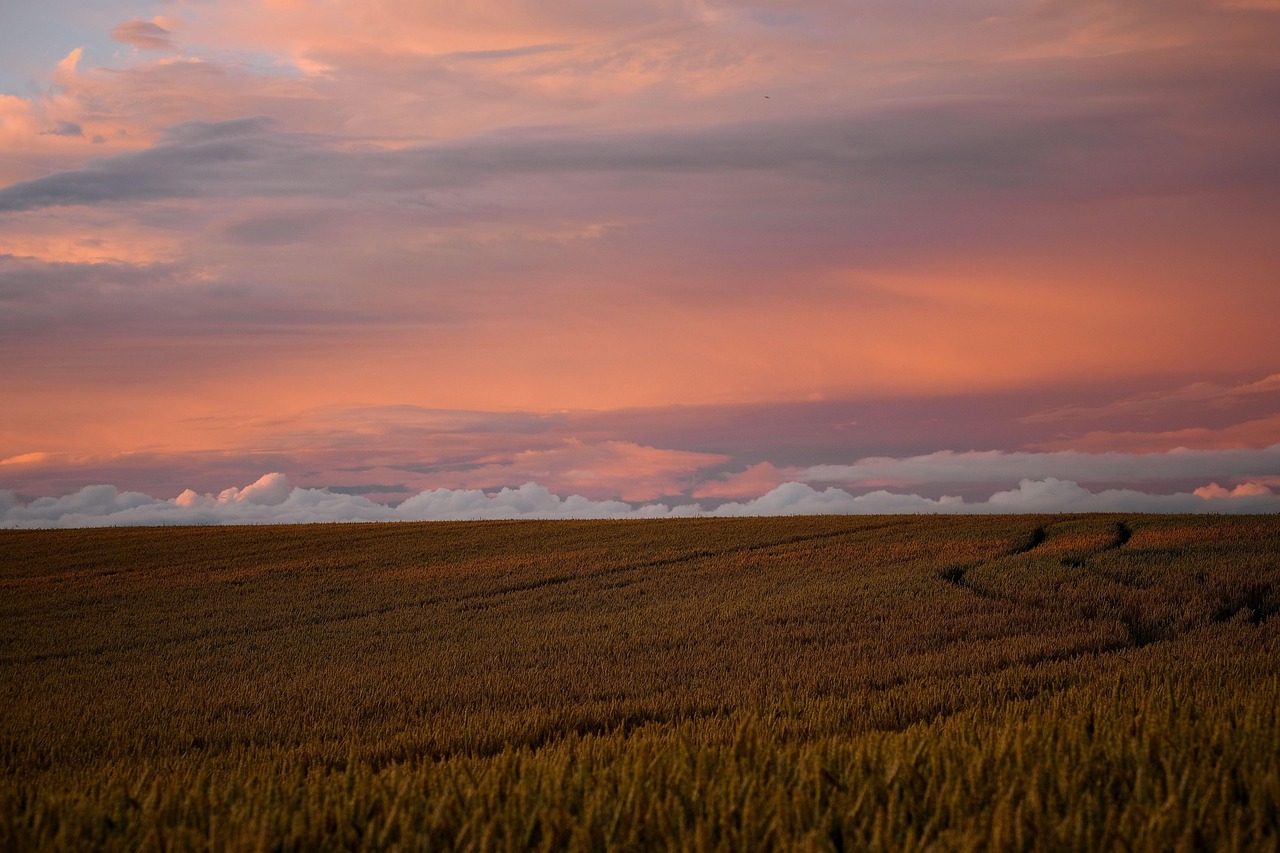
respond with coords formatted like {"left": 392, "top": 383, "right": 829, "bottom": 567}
{"left": 5, "top": 441, "right": 1278, "bottom": 527}
{"left": 3, "top": 471, "right": 1277, "bottom": 529}
{"left": 2, "top": 0, "right": 1278, "bottom": 514}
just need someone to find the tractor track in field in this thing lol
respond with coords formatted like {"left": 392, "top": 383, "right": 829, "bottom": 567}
{"left": 939, "top": 524, "right": 1049, "bottom": 598}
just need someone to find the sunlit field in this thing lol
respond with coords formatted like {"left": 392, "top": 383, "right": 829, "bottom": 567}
{"left": 2, "top": 515, "right": 1278, "bottom": 850}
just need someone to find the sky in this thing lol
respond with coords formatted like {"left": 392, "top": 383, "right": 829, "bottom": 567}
{"left": 2, "top": 0, "right": 1280, "bottom": 526}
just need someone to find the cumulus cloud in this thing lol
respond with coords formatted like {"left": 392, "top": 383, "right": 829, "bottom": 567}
{"left": 5, "top": 484, "right": 163, "bottom": 525}
{"left": 1192, "top": 481, "right": 1274, "bottom": 499}
{"left": 395, "top": 482, "right": 677, "bottom": 520}
{"left": 707, "top": 482, "right": 964, "bottom": 516}
{"left": 0, "top": 475, "right": 681, "bottom": 528}
{"left": 216, "top": 471, "right": 292, "bottom": 505}
{"left": 3, "top": 472, "right": 1279, "bottom": 528}
{"left": 706, "top": 478, "right": 1280, "bottom": 516}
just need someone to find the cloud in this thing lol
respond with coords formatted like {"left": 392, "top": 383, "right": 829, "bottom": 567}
{"left": 1022, "top": 373, "right": 1280, "bottom": 425}
{"left": 710, "top": 477, "right": 1280, "bottom": 516}
{"left": 6, "top": 401, "right": 1279, "bottom": 513}
{"left": 217, "top": 471, "right": 292, "bottom": 505}
{"left": 0, "top": 252, "right": 327, "bottom": 341}
{"left": 0, "top": 93, "right": 1225, "bottom": 213}
{"left": 0, "top": 118, "right": 291, "bottom": 212}
{"left": 1034, "top": 415, "right": 1280, "bottom": 454}
{"left": 395, "top": 481, "right": 673, "bottom": 520}
{"left": 3, "top": 472, "right": 1279, "bottom": 528}
{"left": 111, "top": 20, "right": 177, "bottom": 52}
{"left": 1019, "top": 373, "right": 1280, "bottom": 453}
{"left": 41, "top": 121, "right": 84, "bottom": 138}
{"left": 0, "top": 475, "right": 678, "bottom": 528}
{"left": 692, "top": 461, "right": 793, "bottom": 498}
{"left": 0, "top": 452, "right": 53, "bottom": 466}
{"left": 3, "top": 0, "right": 1280, "bottom": 508}
{"left": 445, "top": 43, "right": 573, "bottom": 61}
{"left": 803, "top": 445, "right": 1280, "bottom": 487}
{"left": 437, "top": 440, "right": 728, "bottom": 501}
{"left": 707, "top": 481, "right": 964, "bottom": 516}
{"left": 56, "top": 49, "right": 82, "bottom": 78}
{"left": 6, "top": 483, "right": 161, "bottom": 525}
{"left": 1192, "top": 481, "right": 1273, "bottom": 499}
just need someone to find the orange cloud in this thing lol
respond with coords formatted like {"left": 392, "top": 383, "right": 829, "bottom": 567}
{"left": 0, "top": 212, "right": 181, "bottom": 264}
{"left": 1035, "top": 415, "right": 1280, "bottom": 454}
{"left": 692, "top": 462, "right": 793, "bottom": 499}
{"left": 439, "top": 440, "right": 727, "bottom": 501}
{"left": 0, "top": 452, "right": 52, "bottom": 467}
{"left": 1194, "top": 482, "right": 1274, "bottom": 499}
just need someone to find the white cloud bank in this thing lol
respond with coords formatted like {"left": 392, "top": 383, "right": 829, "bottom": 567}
{"left": 1, "top": 473, "right": 1276, "bottom": 529}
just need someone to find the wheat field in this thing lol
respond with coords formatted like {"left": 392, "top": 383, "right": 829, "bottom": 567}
{"left": 2, "top": 514, "right": 1278, "bottom": 850}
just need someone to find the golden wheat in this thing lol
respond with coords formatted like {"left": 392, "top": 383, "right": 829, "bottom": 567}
{"left": 2, "top": 514, "right": 1277, "bottom": 850}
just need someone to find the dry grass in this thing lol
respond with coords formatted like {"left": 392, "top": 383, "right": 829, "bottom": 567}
{"left": 2, "top": 514, "right": 1278, "bottom": 850}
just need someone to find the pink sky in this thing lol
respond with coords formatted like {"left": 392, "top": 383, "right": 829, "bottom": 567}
{"left": 2, "top": 0, "right": 1280, "bottom": 524}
